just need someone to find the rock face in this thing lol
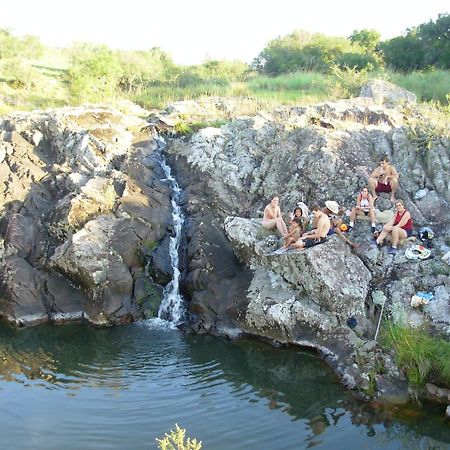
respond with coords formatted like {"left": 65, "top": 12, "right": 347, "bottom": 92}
{"left": 0, "top": 106, "right": 172, "bottom": 326}
{"left": 164, "top": 86, "right": 449, "bottom": 401}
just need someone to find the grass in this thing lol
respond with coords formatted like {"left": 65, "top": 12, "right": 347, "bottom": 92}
{"left": 387, "top": 69, "right": 450, "bottom": 105}
{"left": 381, "top": 322, "right": 450, "bottom": 396}
{"left": 1, "top": 48, "right": 449, "bottom": 115}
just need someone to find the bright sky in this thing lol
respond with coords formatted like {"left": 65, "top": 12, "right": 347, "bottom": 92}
{"left": 1, "top": 0, "right": 447, "bottom": 65}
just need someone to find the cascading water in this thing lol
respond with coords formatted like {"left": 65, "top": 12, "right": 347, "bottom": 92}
{"left": 155, "top": 138, "right": 186, "bottom": 326}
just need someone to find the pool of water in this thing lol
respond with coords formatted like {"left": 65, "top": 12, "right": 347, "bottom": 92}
{"left": 0, "top": 321, "right": 448, "bottom": 450}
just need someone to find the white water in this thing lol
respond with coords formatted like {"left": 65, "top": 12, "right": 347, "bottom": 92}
{"left": 156, "top": 139, "right": 186, "bottom": 325}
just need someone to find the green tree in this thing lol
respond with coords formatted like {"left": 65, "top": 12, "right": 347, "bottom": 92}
{"left": 349, "top": 29, "right": 381, "bottom": 53}
{"left": 253, "top": 30, "right": 364, "bottom": 75}
{"left": 379, "top": 35, "right": 426, "bottom": 71}
{"left": 67, "top": 43, "right": 123, "bottom": 101}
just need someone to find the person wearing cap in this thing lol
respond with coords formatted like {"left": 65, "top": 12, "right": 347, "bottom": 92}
{"left": 262, "top": 196, "right": 288, "bottom": 237}
{"left": 290, "top": 204, "right": 331, "bottom": 249}
{"left": 368, "top": 155, "right": 399, "bottom": 203}
{"left": 323, "top": 200, "right": 359, "bottom": 249}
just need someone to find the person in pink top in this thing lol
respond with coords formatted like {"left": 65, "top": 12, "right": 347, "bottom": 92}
{"left": 373, "top": 199, "right": 413, "bottom": 255}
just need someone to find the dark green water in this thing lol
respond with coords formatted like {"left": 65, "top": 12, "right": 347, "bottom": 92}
{"left": 0, "top": 320, "right": 448, "bottom": 450}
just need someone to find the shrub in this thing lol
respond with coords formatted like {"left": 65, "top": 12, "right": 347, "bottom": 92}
{"left": 156, "top": 424, "right": 202, "bottom": 450}
{"left": 381, "top": 322, "right": 450, "bottom": 396}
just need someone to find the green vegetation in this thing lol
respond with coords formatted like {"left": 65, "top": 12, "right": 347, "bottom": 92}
{"left": 381, "top": 322, "right": 450, "bottom": 397}
{"left": 0, "top": 13, "right": 449, "bottom": 115}
{"left": 156, "top": 424, "right": 202, "bottom": 450}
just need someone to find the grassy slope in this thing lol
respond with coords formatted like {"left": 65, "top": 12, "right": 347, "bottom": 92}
{"left": 1, "top": 50, "right": 449, "bottom": 114}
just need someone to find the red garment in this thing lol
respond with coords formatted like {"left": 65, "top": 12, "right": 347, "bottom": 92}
{"left": 376, "top": 181, "right": 392, "bottom": 193}
{"left": 394, "top": 210, "right": 413, "bottom": 231}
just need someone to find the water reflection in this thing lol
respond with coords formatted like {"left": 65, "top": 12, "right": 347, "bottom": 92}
{"left": 0, "top": 322, "right": 448, "bottom": 448}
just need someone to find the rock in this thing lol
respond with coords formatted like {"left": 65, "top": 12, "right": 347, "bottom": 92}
{"left": 360, "top": 79, "right": 417, "bottom": 106}
{"left": 0, "top": 105, "right": 173, "bottom": 326}
{"left": 224, "top": 216, "right": 371, "bottom": 324}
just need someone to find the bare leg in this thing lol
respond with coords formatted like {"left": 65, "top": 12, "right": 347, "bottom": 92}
{"left": 389, "top": 177, "right": 399, "bottom": 202}
{"left": 369, "top": 208, "right": 376, "bottom": 225}
{"left": 290, "top": 239, "right": 305, "bottom": 250}
{"left": 263, "top": 218, "right": 288, "bottom": 237}
{"left": 368, "top": 177, "right": 378, "bottom": 201}
{"left": 376, "top": 225, "right": 391, "bottom": 245}
{"left": 335, "top": 228, "right": 359, "bottom": 248}
{"left": 391, "top": 226, "right": 407, "bottom": 248}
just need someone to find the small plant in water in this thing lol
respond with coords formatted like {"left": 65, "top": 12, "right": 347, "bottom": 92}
{"left": 156, "top": 424, "right": 202, "bottom": 450}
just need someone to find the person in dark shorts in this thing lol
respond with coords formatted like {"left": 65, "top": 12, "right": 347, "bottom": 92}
{"left": 368, "top": 156, "right": 399, "bottom": 203}
{"left": 349, "top": 187, "right": 376, "bottom": 232}
{"left": 373, "top": 199, "right": 413, "bottom": 255}
{"left": 290, "top": 204, "right": 331, "bottom": 250}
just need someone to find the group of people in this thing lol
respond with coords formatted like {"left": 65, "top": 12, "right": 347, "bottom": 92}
{"left": 263, "top": 156, "right": 413, "bottom": 255}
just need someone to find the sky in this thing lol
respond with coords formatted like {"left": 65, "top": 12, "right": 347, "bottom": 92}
{"left": 1, "top": 0, "right": 448, "bottom": 65}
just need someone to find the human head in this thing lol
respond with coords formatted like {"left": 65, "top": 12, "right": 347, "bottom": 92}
{"left": 361, "top": 187, "right": 369, "bottom": 195}
{"left": 293, "top": 207, "right": 303, "bottom": 217}
{"left": 379, "top": 156, "right": 389, "bottom": 167}
{"left": 395, "top": 199, "right": 405, "bottom": 211}
{"left": 292, "top": 217, "right": 302, "bottom": 227}
{"left": 310, "top": 204, "right": 321, "bottom": 216}
{"left": 270, "top": 197, "right": 279, "bottom": 206}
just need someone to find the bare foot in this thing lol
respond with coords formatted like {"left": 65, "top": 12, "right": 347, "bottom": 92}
{"left": 390, "top": 195, "right": 396, "bottom": 202}
{"left": 351, "top": 242, "right": 360, "bottom": 249}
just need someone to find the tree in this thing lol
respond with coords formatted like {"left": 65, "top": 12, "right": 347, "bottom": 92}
{"left": 349, "top": 29, "right": 381, "bottom": 53}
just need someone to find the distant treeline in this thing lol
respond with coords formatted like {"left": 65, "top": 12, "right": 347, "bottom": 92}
{"left": 0, "top": 13, "right": 448, "bottom": 109}
{"left": 253, "top": 13, "right": 450, "bottom": 74}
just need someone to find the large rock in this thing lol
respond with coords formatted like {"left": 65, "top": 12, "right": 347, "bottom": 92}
{"left": 360, "top": 79, "right": 417, "bottom": 106}
{"left": 0, "top": 106, "right": 173, "bottom": 326}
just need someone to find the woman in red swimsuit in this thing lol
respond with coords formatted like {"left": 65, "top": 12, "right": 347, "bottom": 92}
{"left": 374, "top": 199, "right": 413, "bottom": 254}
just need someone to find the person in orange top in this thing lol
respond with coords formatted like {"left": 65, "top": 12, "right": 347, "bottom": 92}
{"left": 373, "top": 199, "right": 413, "bottom": 255}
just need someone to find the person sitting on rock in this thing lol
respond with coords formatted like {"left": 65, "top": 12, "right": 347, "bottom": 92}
{"left": 262, "top": 196, "right": 288, "bottom": 237}
{"left": 289, "top": 206, "right": 308, "bottom": 234}
{"left": 349, "top": 187, "right": 376, "bottom": 233}
{"left": 373, "top": 199, "right": 413, "bottom": 255}
{"left": 368, "top": 155, "right": 399, "bottom": 203}
{"left": 322, "top": 200, "right": 359, "bottom": 249}
{"left": 290, "top": 204, "right": 330, "bottom": 249}
{"left": 279, "top": 216, "right": 304, "bottom": 251}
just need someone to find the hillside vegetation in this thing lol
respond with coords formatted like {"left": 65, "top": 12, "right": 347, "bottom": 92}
{"left": 0, "top": 14, "right": 449, "bottom": 114}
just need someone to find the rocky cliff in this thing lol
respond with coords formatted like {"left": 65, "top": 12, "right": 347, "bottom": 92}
{"left": 162, "top": 82, "right": 449, "bottom": 402}
{"left": 1, "top": 82, "right": 449, "bottom": 403}
{"left": 0, "top": 104, "right": 172, "bottom": 326}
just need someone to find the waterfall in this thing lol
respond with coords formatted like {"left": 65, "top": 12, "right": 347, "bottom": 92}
{"left": 155, "top": 138, "right": 186, "bottom": 326}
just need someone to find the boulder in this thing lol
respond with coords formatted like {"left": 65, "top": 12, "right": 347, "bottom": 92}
{"left": 360, "top": 79, "right": 417, "bottom": 106}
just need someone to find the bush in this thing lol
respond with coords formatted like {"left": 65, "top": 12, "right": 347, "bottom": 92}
{"left": 381, "top": 322, "right": 450, "bottom": 395}
{"left": 156, "top": 424, "right": 202, "bottom": 450}
{"left": 1, "top": 58, "right": 43, "bottom": 90}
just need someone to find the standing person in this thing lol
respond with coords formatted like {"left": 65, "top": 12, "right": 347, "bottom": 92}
{"left": 349, "top": 187, "right": 376, "bottom": 233}
{"left": 373, "top": 199, "right": 413, "bottom": 255}
{"left": 262, "top": 196, "right": 288, "bottom": 237}
{"left": 368, "top": 156, "right": 399, "bottom": 203}
{"left": 291, "top": 204, "right": 331, "bottom": 249}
